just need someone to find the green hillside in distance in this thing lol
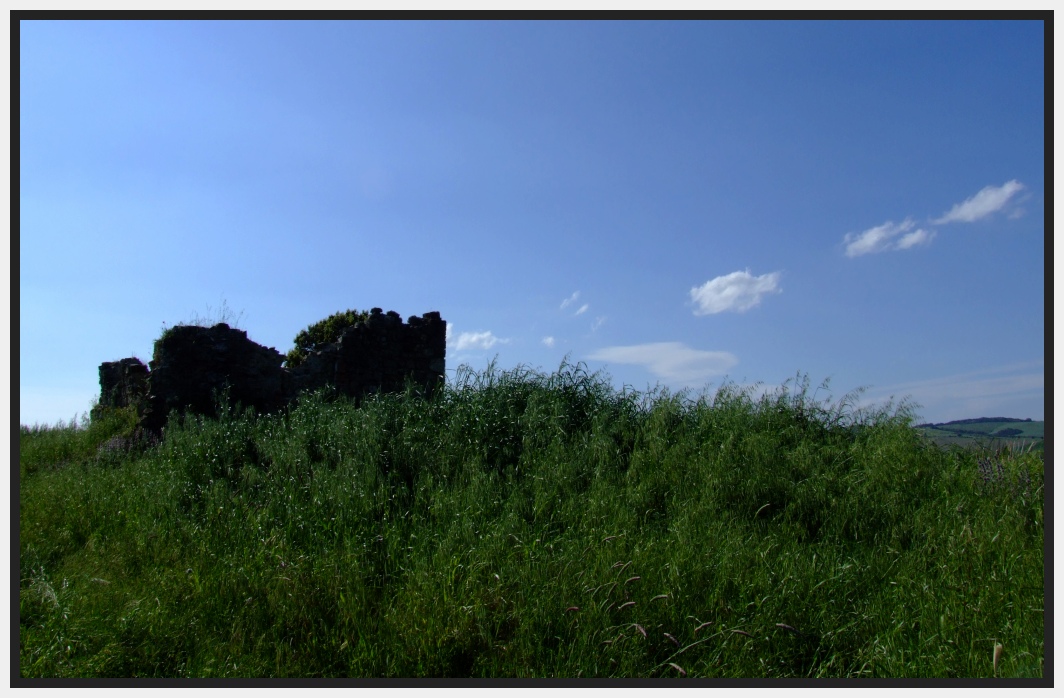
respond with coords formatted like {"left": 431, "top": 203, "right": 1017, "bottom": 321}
{"left": 917, "top": 419, "right": 1043, "bottom": 438}
{"left": 914, "top": 417, "right": 1044, "bottom": 450}
{"left": 940, "top": 417, "right": 1033, "bottom": 424}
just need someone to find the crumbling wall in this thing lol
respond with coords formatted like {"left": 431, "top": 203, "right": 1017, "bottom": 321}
{"left": 97, "top": 308, "right": 446, "bottom": 431}
{"left": 292, "top": 309, "right": 446, "bottom": 399}
{"left": 97, "top": 357, "right": 150, "bottom": 414}
{"left": 143, "top": 322, "right": 288, "bottom": 431}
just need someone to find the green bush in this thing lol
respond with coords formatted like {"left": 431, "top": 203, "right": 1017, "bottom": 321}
{"left": 285, "top": 308, "right": 370, "bottom": 367}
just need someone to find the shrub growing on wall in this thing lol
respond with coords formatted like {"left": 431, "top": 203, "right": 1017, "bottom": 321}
{"left": 285, "top": 308, "right": 370, "bottom": 367}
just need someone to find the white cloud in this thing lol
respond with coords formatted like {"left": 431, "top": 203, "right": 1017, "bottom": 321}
{"left": 844, "top": 221, "right": 900, "bottom": 257}
{"left": 859, "top": 361, "right": 1044, "bottom": 423}
{"left": 690, "top": 269, "right": 781, "bottom": 315}
{"left": 542, "top": 336, "right": 555, "bottom": 348}
{"left": 933, "top": 180, "right": 1025, "bottom": 224}
{"left": 588, "top": 342, "right": 738, "bottom": 384}
{"left": 445, "top": 322, "right": 453, "bottom": 343}
{"left": 591, "top": 316, "right": 606, "bottom": 332}
{"left": 843, "top": 219, "right": 933, "bottom": 257}
{"left": 560, "top": 291, "right": 580, "bottom": 310}
{"left": 574, "top": 303, "right": 589, "bottom": 316}
{"left": 896, "top": 228, "right": 936, "bottom": 250}
{"left": 841, "top": 179, "right": 1023, "bottom": 260}
{"left": 454, "top": 330, "right": 508, "bottom": 351}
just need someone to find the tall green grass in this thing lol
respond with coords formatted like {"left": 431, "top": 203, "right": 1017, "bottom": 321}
{"left": 18, "top": 361, "right": 1044, "bottom": 678}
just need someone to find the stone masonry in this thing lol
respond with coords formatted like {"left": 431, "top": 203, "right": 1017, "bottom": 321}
{"left": 97, "top": 357, "right": 151, "bottom": 416}
{"left": 98, "top": 308, "right": 446, "bottom": 431}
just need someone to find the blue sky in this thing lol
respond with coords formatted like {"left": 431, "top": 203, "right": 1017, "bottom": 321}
{"left": 19, "top": 19, "right": 1045, "bottom": 427}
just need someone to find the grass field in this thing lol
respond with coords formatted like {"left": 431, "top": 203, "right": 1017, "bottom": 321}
{"left": 18, "top": 362, "right": 1045, "bottom": 678}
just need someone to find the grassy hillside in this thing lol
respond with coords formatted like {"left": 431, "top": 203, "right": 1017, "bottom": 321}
{"left": 921, "top": 419, "right": 1044, "bottom": 438}
{"left": 19, "top": 363, "right": 1045, "bottom": 678}
{"left": 915, "top": 418, "right": 1044, "bottom": 451}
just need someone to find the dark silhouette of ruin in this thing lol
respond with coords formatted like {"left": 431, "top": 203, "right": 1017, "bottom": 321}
{"left": 97, "top": 308, "right": 446, "bottom": 431}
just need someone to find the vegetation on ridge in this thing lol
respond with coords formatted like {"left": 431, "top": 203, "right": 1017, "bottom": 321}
{"left": 284, "top": 308, "right": 371, "bottom": 368}
{"left": 18, "top": 362, "right": 1044, "bottom": 678}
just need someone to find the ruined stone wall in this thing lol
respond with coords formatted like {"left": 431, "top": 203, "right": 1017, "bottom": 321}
{"left": 290, "top": 309, "right": 447, "bottom": 400}
{"left": 98, "top": 308, "right": 446, "bottom": 430}
{"left": 144, "top": 323, "right": 288, "bottom": 430}
{"left": 98, "top": 357, "right": 150, "bottom": 415}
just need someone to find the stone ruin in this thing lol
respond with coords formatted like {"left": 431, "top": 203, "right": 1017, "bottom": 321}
{"left": 97, "top": 308, "right": 446, "bottom": 432}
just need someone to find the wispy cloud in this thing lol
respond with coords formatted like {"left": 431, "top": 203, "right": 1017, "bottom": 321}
{"left": 690, "top": 269, "right": 781, "bottom": 315}
{"left": 843, "top": 218, "right": 934, "bottom": 257}
{"left": 590, "top": 316, "right": 606, "bottom": 332}
{"left": 574, "top": 303, "right": 589, "bottom": 316}
{"left": 588, "top": 342, "right": 738, "bottom": 384}
{"left": 842, "top": 180, "right": 1023, "bottom": 258}
{"left": 896, "top": 228, "right": 936, "bottom": 250}
{"left": 933, "top": 180, "right": 1025, "bottom": 224}
{"left": 542, "top": 336, "right": 555, "bottom": 348}
{"left": 453, "top": 330, "right": 508, "bottom": 351}
{"left": 560, "top": 291, "right": 580, "bottom": 310}
{"left": 859, "top": 361, "right": 1044, "bottom": 422}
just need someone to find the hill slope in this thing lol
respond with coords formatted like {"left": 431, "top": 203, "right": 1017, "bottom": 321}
{"left": 914, "top": 417, "right": 1044, "bottom": 448}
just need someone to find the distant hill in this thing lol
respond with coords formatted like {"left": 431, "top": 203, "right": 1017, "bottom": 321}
{"left": 940, "top": 417, "right": 1031, "bottom": 426}
{"left": 913, "top": 417, "right": 1044, "bottom": 449}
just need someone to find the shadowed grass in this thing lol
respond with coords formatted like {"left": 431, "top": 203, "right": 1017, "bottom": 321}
{"left": 19, "top": 361, "right": 1044, "bottom": 678}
